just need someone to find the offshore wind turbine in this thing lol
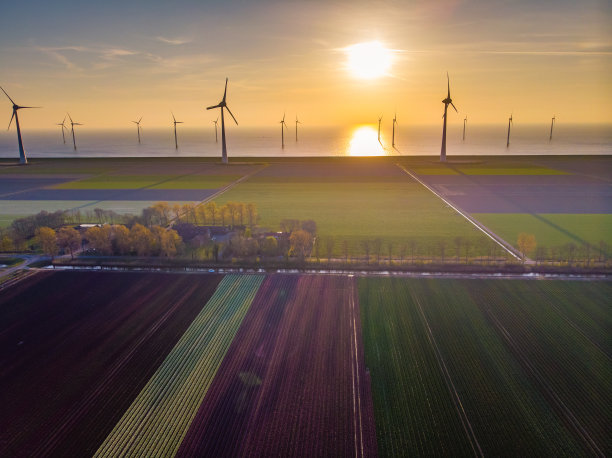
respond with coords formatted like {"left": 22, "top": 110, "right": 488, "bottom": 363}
{"left": 132, "top": 116, "right": 142, "bottom": 144}
{"left": 57, "top": 115, "right": 68, "bottom": 144}
{"left": 279, "top": 113, "right": 287, "bottom": 148}
{"left": 440, "top": 72, "right": 458, "bottom": 162}
{"left": 213, "top": 116, "right": 219, "bottom": 143}
{"left": 67, "top": 113, "right": 83, "bottom": 151}
{"left": 549, "top": 115, "right": 555, "bottom": 141}
{"left": 463, "top": 116, "right": 467, "bottom": 141}
{"left": 206, "top": 78, "right": 238, "bottom": 164}
{"left": 377, "top": 115, "right": 383, "bottom": 142}
{"left": 506, "top": 113, "right": 513, "bottom": 148}
{"left": 1, "top": 86, "right": 40, "bottom": 165}
{"left": 172, "top": 112, "right": 183, "bottom": 149}
{"left": 295, "top": 115, "right": 300, "bottom": 142}
{"left": 392, "top": 112, "right": 397, "bottom": 147}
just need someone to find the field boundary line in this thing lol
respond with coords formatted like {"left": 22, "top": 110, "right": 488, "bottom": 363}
{"left": 349, "top": 278, "right": 365, "bottom": 458}
{"left": 168, "top": 163, "right": 269, "bottom": 228}
{"left": 395, "top": 163, "right": 523, "bottom": 262}
{"left": 481, "top": 306, "right": 605, "bottom": 457}
{"left": 411, "top": 291, "right": 484, "bottom": 458}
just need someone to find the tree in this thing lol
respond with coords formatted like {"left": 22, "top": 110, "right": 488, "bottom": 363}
{"left": 387, "top": 241, "right": 393, "bottom": 265}
{"left": 172, "top": 203, "right": 182, "bottom": 223}
{"left": 152, "top": 202, "right": 171, "bottom": 225}
{"left": 517, "top": 233, "right": 536, "bottom": 262}
{"left": 246, "top": 203, "right": 257, "bottom": 227}
{"left": 0, "top": 235, "right": 14, "bottom": 252}
{"left": 261, "top": 236, "right": 278, "bottom": 256}
{"left": 361, "top": 240, "right": 370, "bottom": 265}
{"left": 373, "top": 238, "right": 382, "bottom": 264}
{"left": 289, "top": 230, "right": 312, "bottom": 260}
{"left": 301, "top": 219, "right": 317, "bottom": 235}
{"left": 113, "top": 225, "right": 131, "bottom": 255}
{"left": 280, "top": 219, "right": 300, "bottom": 234}
{"left": 454, "top": 236, "right": 463, "bottom": 263}
{"left": 196, "top": 205, "right": 208, "bottom": 225}
{"left": 437, "top": 240, "right": 447, "bottom": 263}
{"left": 325, "top": 237, "right": 335, "bottom": 265}
{"left": 237, "top": 203, "right": 246, "bottom": 226}
{"left": 226, "top": 202, "right": 238, "bottom": 227}
{"left": 85, "top": 226, "right": 113, "bottom": 255}
{"left": 219, "top": 204, "right": 229, "bottom": 226}
{"left": 36, "top": 227, "right": 58, "bottom": 260}
{"left": 130, "top": 224, "right": 155, "bottom": 256}
{"left": 57, "top": 227, "right": 81, "bottom": 260}
{"left": 151, "top": 226, "right": 182, "bottom": 257}
{"left": 343, "top": 240, "right": 349, "bottom": 264}
{"left": 94, "top": 208, "right": 105, "bottom": 225}
{"left": 206, "top": 202, "right": 218, "bottom": 225}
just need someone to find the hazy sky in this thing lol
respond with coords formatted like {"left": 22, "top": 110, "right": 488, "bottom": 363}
{"left": 0, "top": 0, "right": 610, "bottom": 129}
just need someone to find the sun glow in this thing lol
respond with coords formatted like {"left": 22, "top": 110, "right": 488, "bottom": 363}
{"left": 345, "top": 41, "right": 393, "bottom": 79}
{"left": 348, "top": 126, "right": 386, "bottom": 156}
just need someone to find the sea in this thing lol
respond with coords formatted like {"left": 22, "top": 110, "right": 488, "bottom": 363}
{"left": 0, "top": 124, "right": 610, "bottom": 159}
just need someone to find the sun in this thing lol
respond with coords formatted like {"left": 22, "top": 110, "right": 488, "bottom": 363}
{"left": 345, "top": 41, "right": 393, "bottom": 79}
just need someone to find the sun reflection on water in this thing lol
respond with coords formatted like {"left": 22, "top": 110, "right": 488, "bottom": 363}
{"left": 347, "top": 125, "right": 386, "bottom": 156}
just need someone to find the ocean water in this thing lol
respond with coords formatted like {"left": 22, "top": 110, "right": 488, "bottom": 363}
{"left": 0, "top": 124, "right": 610, "bottom": 159}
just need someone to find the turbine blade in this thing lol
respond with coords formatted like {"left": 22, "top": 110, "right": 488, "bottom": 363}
{"left": 223, "top": 78, "right": 228, "bottom": 102}
{"left": 7, "top": 111, "right": 15, "bottom": 130}
{"left": 0, "top": 86, "right": 17, "bottom": 105}
{"left": 18, "top": 106, "right": 41, "bottom": 109}
{"left": 62, "top": 114, "right": 67, "bottom": 125}
{"left": 225, "top": 106, "right": 238, "bottom": 125}
{"left": 216, "top": 115, "right": 219, "bottom": 122}
{"left": 447, "top": 72, "right": 450, "bottom": 98}
{"left": 172, "top": 112, "right": 176, "bottom": 122}
{"left": 67, "top": 113, "right": 73, "bottom": 123}
{"left": 206, "top": 104, "right": 221, "bottom": 110}
{"left": 450, "top": 102, "right": 458, "bottom": 113}
{"left": 138, "top": 116, "right": 142, "bottom": 123}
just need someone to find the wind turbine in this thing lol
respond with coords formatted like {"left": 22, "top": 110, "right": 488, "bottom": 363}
{"left": 1, "top": 86, "right": 40, "bottom": 165}
{"left": 132, "top": 116, "right": 142, "bottom": 144}
{"left": 377, "top": 115, "right": 383, "bottom": 142}
{"left": 213, "top": 116, "right": 219, "bottom": 143}
{"left": 295, "top": 115, "right": 301, "bottom": 142}
{"left": 463, "top": 116, "right": 467, "bottom": 141}
{"left": 506, "top": 113, "right": 513, "bottom": 148}
{"left": 67, "top": 113, "right": 83, "bottom": 151}
{"left": 392, "top": 112, "right": 397, "bottom": 147}
{"left": 57, "top": 115, "right": 68, "bottom": 144}
{"left": 172, "top": 112, "right": 183, "bottom": 149}
{"left": 279, "top": 113, "right": 287, "bottom": 148}
{"left": 440, "top": 72, "right": 458, "bottom": 162}
{"left": 206, "top": 78, "right": 238, "bottom": 164}
{"left": 549, "top": 115, "right": 555, "bottom": 141}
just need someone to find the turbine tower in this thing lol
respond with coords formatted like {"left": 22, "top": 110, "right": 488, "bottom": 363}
{"left": 463, "top": 116, "right": 467, "bottom": 141}
{"left": 1, "top": 86, "right": 40, "bottom": 165}
{"left": 132, "top": 117, "right": 142, "bottom": 144}
{"left": 295, "top": 115, "right": 301, "bottom": 142}
{"left": 67, "top": 113, "right": 83, "bottom": 151}
{"left": 440, "top": 72, "right": 458, "bottom": 162}
{"left": 392, "top": 112, "right": 397, "bottom": 147}
{"left": 377, "top": 115, "right": 383, "bottom": 142}
{"left": 206, "top": 78, "right": 238, "bottom": 164}
{"left": 57, "top": 115, "right": 68, "bottom": 144}
{"left": 506, "top": 114, "right": 513, "bottom": 148}
{"left": 172, "top": 112, "right": 183, "bottom": 149}
{"left": 549, "top": 115, "right": 555, "bottom": 141}
{"left": 213, "top": 116, "right": 219, "bottom": 143}
{"left": 279, "top": 113, "right": 287, "bottom": 148}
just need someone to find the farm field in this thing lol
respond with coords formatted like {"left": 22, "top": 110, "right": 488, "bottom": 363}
{"left": 213, "top": 160, "right": 492, "bottom": 256}
{"left": 473, "top": 213, "right": 612, "bottom": 252}
{"left": 0, "top": 271, "right": 223, "bottom": 457}
{"left": 0, "top": 158, "right": 262, "bottom": 224}
{"left": 178, "top": 274, "right": 376, "bottom": 457}
{"left": 96, "top": 274, "right": 263, "bottom": 457}
{"left": 359, "top": 277, "right": 611, "bottom": 457}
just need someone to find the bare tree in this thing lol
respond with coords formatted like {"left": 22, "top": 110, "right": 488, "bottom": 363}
{"left": 325, "top": 237, "right": 335, "bottom": 265}
{"left": 517, "top": 233, "right": 536, "bottom": 263}
{"left": 57, "top": 227, "right": 81, "bottom": 260}
{"left": 361, "top": 239, "right": 371, "bottom": 265}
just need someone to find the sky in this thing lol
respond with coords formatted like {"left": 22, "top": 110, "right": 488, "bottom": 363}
{"left": 0, "top": 0, "right": 610, "bottom": 129}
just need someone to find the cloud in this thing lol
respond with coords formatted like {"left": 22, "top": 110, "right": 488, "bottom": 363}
{"left": 156, "top": 36, "right": 192, "bottom": 45}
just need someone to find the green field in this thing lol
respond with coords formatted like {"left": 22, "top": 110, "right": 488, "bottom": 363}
{"left": 474, "top": 213, "right": 612, "bottom": 252}
{"left": 53, "top": 174, "right": 241, "bottom": 190}
{"left": 359, "top": 277, "right": 610, "bottom": 457}
{"left": 214, "top": 175, "right": 493, "bottom": 257}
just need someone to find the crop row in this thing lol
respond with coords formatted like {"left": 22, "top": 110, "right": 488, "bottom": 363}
{"left": 178, "top": 275, "right": 377, "bottom": 457}
{"left": 0, "top": 271, "right": 223, "bottom": 457}
{"left": 94, "top": 274, "right": 264, "bottom": 457}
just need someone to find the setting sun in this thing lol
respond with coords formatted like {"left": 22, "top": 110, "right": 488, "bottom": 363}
{"left": 345, "top": 41, "right": 393, "bottom": 79}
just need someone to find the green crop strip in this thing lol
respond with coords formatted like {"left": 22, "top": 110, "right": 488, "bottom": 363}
{"left": 94, "top": 274, "right": 264, "bottom": 458}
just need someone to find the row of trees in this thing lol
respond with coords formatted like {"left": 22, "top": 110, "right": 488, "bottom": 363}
{"left": 143, "top": 201, "right": 258, "bottom": 228}
{"left": 34, "top": 224, "right": 183, "bottom": 259}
